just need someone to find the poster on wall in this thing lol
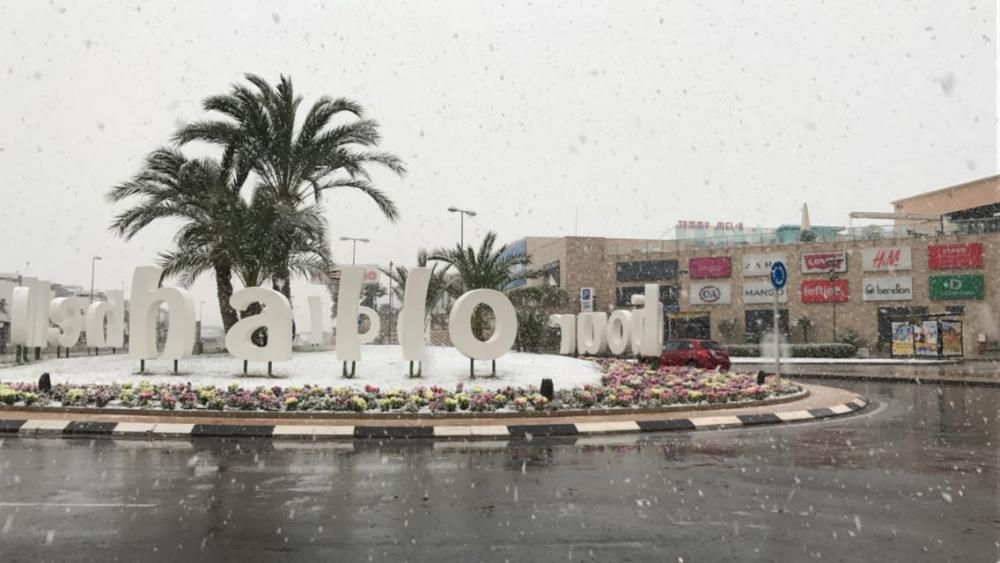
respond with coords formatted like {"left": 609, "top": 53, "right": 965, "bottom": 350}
{"left": 862, "top": 246, "right": 912, "bottom": 272}
{"left": 891, "top": 322, "right": 914, "bottom": 358}
{"left": 914, "top": 320, "right": 939, "bottom": 357}
{"left": 928, "top": 243, "right": 983, "bottom": 270}
{"left": 580, "top": 287, "right": 594, "bottom": 313}
{"left": 689, "top": 256, "right": 731, "bottom": 279}
{"left": 940, "top": 320, "right": 963, "bottom": 357}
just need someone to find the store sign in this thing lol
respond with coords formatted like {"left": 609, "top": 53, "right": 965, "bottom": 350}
{"left": 862, "top": 246, "right": 911, "bottom": 272}
{"left": 862, "top": 276, "right": 913, "bottom": 301}
{"left": 800, "top": 279, "right": 849, "bottom": 303}
{"left": 615, "top": 260, "right": 678, "bottom": 282}
{"left": 689, "top": 282, "right": 732, "bottom": 305}
{"left": 742, "top": 281, "right": 787, "bottom": 304}
{"left": 743, "top": 253, "right": 786, "bottom": 277}
{"left": 689, "top": 256, "right": 731, "bottom": 279}
{"left": 801, "top": 251, "right": 847, "bottom": 274}
{"left": 929, "top": 274, "right": 985, "bottom": 300}
{"left": 928, "top": 243, "right": 983, "bottom": 270}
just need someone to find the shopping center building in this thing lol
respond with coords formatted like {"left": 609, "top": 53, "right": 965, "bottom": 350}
{"left": 509, "top": 175, "right": 1000, "bottom": 357}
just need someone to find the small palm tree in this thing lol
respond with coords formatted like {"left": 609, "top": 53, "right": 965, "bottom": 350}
{"left": 430, "top": 232, "right": 531, "bottom": 339}
{"left": 107, "top": 148, "right": 244, "bottom": 331}
{"left": 796, "top": 315, "right": 813, "bottom": 343}
{"left": 174, "top": 73, "right": 406, "bottom": 307}
{"left": 360, "top": 282, "right": 387, "bottom": 309}
{"left": 381, "top": 249, "right": 455, "bottom": 318}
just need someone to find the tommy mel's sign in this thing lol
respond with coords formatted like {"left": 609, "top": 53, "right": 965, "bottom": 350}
{"left": 800, "top": 251, "right": 847, "bottom": 274}
{"left": 862, "top": 246, "right": 911, "bottom": 272}
{"left": 742, "top": 253, "right": 786, "bottom": 277}
{"left": 10, "top": 266, "right": 667, "bottom": 367}
{"left": 800, "top": 279, "right": 849, "bottom": 303}
{"left": 688, "top": 282, "right": 732, "bottom": 305}
{"left": 929, "top": 274, "right": 985, "bottom": 301}
{"left": 862, "top": 276, "right": 913, "bottom": 301}
{"left": 742, "top": 281, "right": 787, "bottom": 304}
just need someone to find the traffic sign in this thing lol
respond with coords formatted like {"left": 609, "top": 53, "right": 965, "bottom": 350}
{"left": 770, "top": 261, "right": 787, "bottom": 290}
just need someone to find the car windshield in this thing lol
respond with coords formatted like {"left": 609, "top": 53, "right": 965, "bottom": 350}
{"left": 700, "top": 340, "right": 720, "bottom": 350}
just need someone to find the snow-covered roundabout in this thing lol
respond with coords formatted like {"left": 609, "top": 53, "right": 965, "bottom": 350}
{"left": 0, "top": 346, "right": 801, "bottom": 415}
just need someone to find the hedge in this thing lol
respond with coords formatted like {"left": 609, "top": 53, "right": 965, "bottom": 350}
{"left": 722, "top": 343, "right": 856, "bottom": 358}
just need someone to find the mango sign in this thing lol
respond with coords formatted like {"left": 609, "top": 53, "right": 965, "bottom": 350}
{"left": 9, "top": 266, "right": 664, "bottom": 368}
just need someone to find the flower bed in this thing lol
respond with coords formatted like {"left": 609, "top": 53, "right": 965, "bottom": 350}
{"left": 0, "top": 360, "right": 799, "bottom": 414}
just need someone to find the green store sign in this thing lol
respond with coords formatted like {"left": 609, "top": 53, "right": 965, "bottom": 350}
{"left": 929, "top": 274, "right": 984, "bottom": 300}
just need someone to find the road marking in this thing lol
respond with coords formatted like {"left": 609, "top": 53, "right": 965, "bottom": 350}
{"left": 0, "top": 502, "right": 158, "bottom": 508}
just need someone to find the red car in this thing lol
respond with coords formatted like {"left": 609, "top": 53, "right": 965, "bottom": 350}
{"left": 659, "top": 339, "right": 731, "bottom": 370}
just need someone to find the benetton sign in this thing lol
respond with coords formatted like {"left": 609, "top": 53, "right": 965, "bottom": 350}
{"left": 800, "top": 279, "right": 849, "bottom": 303}
{"left": 689, "top": 256, "right": 731, "bottom": 279}
{"left": 801, "top": 251, "right": 847, "bottom": 274}
{"left": 862, "top": 276, "right": 913, "bottom": 301}
{"left": 929, "top": 274, "right": 984, "bottom": 300}
{"left": 928, "top": 243, "right": 983, "bottom": 270}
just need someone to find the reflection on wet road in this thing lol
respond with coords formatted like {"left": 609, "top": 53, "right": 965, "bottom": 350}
{"left": 0, "top": 379, "right": 996, "bottom": 562}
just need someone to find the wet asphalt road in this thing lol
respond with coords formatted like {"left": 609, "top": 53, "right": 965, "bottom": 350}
{"left": 0, "top": 379, "right": 996, "bottom": 563}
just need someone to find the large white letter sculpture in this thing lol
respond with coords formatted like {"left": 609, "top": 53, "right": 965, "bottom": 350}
{"left": 48, "top": 297, "right": 85, "bottom": 348}
{"left": 576, "top": 312, "right": 609, "bottom": 355}
{"left": 357, "top": 306, "right": 380, "bottom": 345}
{"left": 85, "top": 290, "right": 125, "bottom": 349}
{"left": 129, "top": 266, "right": 196, "bottom": 361}
{"left": 548, "top": 314, "right": 576, "bottom": 355}
{"left": 630, "top": 284, "right": 664, "bottom": 358}
{"left": 606, "top": 310, "right": 632, "bottom": 355}
{"left": 11, "top": 278, "right": 51, "bottom": 350}
{"left": 397, "top": 268, "right": 431, "bottom": 362}
{"left": 226, "top": 287, "right": 292, "bottom": 361}
{"left": 334, "top": 266, "right": 365, "bottom": 362}
{"left": 307, "top": 295, "right": 325, "bottom": 345}
{"left": 448, "top": 289, "right": 517, "bottom": 360}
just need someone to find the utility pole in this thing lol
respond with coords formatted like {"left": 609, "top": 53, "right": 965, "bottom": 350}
{"left": 89, "top": 256, "right": 102, "bottom": 302}
{"left": 339, "top": 237, "right": 370, "bottom": 265}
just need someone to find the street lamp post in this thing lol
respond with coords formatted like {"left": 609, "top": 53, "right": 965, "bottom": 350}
{"left": 339, "top": 237, "right": 370, "bottom": 265}
{"left": 89, "top": 256, "right": 103, "bottom": 303}
{"left": 447, "top": 207, "right": 477, "bottom": 247}
{"left": 826, "top": 259, "right": 840, "bottom": 341}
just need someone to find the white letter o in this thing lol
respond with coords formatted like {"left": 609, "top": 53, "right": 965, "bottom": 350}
{"left": 448, "top": 289, "right": 517, "bottom": 360}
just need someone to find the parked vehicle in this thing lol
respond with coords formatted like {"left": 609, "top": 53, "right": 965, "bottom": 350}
{"left": 659, "top": 339, "right": 731, "bottom": 370}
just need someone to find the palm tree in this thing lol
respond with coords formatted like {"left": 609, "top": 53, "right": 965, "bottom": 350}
{"left": 380, "top": 249, "right": 455, "bottom": 317}
{"left": 360, "top": 282, "right": 386, "bottom": 309}
{"left": 173, "top": 73, "right": 406, "bottom": 308}
{"left": 107, "top": 148, "right": 244, "bottom": 331}
{"left": 429, "top": 231, "right": 531, "bottom": 339}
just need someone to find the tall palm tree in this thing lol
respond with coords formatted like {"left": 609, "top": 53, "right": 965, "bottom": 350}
{"left": 107, "top": 148, "right": 244, "bottom": 331}
{"left": 429, "top": 232, "right": 531, "bottom": 338}
{"left": 173, "top": 73, "right": 406, "bottom": 308}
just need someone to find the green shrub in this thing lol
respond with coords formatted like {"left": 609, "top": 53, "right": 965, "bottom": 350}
{"left": 723, "top": 342, "right": 856, "bottom": 358}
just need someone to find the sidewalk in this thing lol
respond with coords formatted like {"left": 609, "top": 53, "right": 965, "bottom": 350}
{"left": 734, "top": 358, "right": 1000, "bottom": 386}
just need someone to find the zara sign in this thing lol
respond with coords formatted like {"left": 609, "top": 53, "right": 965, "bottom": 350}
{"left": 10, "top": 266, "right": 665, "bottom": 367}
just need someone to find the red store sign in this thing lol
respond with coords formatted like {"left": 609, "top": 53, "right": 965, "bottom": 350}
{"left": 800, "top": 279, "right": 849, "bottom": 303}
{"left": 801, "top": 251, "right": 847, "bottom": 274}
{"left": 928, "top": 243, "right": 983, "bottom": 270}
{"left": 689, "top": 256, "right": 731, "bottom": 279}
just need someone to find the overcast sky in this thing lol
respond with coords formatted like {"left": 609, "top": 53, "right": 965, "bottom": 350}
{"left": 0, "top": 1, "right": 996, "bottom": 326}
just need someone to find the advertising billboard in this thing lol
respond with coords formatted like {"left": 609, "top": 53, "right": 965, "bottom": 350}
{"left": 941, "top": 320, "right": 963, "bottom": 357}
{"left": 862, "top": 276, "right": 913, "bottom": 301}
{"left": 929, "top": 274, "right": 985, "bottom": 300}
{"left": 914, "top": 320, "right": 939, "bottom": 357}
{"left": 743, "top": 253, "right": 786, "bottom": 277}
{"left": 615, "top": 260, "right": 678, "bottom": 282}
{"left": 742, "top": 281, "right": 788, "bottom": 304}
{"left": 689, "top": 282, "right": 732, "bottom": 305}
{"left": 580, "top": 287, "right": 594, "bottom": 313}
{"left": 928, "top": 243, "right": 984, "bottom": 270}
{"left": 891, "top": 322, "right": 914, "bottom": 358}
{"left": 801, "top": 251, "right": 847, "bottom": 274}
{"left": 800, "top": 279, "right": 849, "bottom": 303}
{"left": 689, "top": 256, "right": 731, "bottom": 279}
{"left": 862, "top": 246, "right": 911, "bottom": 272}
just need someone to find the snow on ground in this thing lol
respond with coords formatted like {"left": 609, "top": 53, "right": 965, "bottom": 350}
{"left": 0, "top": 345, "right": 603, "bottom": 391}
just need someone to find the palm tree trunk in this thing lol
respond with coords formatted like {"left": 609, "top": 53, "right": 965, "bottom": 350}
{"left": 214, "top": 263, "right": 239, "bottom": 333}
{"left": 272, "top": 270, "right": 296, "bottom": 338}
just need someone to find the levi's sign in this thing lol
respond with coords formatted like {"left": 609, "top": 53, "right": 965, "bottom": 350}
{"left": 743, "top": 253, "right": 786, "bottom": 277}
{"left": 800, "top": 279, "right": 849, "bottom": 303}
{"left": 862, "top": 276, "right": 913, "bottom": 301}
{"left": 689, "top": 282, "right": 732, "bottom": 305}
{"left": 801, "top": 251, "right": 846, "bottom": 274}
{"left": 742, "top": 281, "right": 787, "bottom": 304}
{"left": 929, "top": 274, "right": 984, "bottom": 300}
{"left": 862, "top": 246, "right": 911, "bottom": 272}
{"left": 928, "top": 243, "right": 983, "bottom": 270}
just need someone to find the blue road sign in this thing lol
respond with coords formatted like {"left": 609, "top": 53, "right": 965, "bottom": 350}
{"left": 770, "top": 261, "right": 787, "bottom": 290}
